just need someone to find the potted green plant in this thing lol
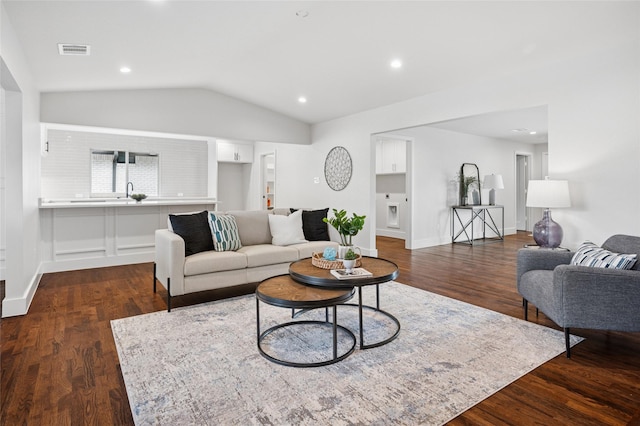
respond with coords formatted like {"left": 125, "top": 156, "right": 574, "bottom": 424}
{"left": 323, "top": 209, "right": 366, "bottom": 257}
{"left": 131, "top": 193, "right": 147, "bottom": 203}
{"left": 342, "top": 248, "right": 358, "bottom": 273}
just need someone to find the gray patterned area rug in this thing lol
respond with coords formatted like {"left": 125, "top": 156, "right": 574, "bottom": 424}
{"left": 111, "top": 282, "right": 582, "bottom": 425}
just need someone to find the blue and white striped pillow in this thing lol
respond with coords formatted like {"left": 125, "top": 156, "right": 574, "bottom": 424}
{"left": 208, "top": 213, "right": 242, "bottom": 252}
{"left": 571, "top": 241, "right": 637, "bottom": 269}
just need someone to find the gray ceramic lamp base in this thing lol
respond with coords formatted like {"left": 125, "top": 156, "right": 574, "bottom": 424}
{"left": 532, "top": 209, "right": 563, "bottom": 248}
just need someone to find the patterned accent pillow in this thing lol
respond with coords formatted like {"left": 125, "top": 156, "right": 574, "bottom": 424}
{"left": 571, "top": 241, "right": 637, "bottom": 269}
{"left": 208, "top": 213, "right": 242, "bottom": 252}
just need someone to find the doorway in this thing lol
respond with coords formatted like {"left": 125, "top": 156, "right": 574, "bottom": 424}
{"left": 261, "top": 153, "right": 276, "bottom": 210}
{"left": 515, "top": 153, "right": 531, "bottom": 231}
{"left": 373, "top": 135, "right": 412, "bottom": 249}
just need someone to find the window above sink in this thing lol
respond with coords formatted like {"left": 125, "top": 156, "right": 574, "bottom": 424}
{"left": 91, "top": 150, "right": 159, "bottom": 197}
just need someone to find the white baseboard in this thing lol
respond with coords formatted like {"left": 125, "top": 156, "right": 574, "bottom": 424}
{"left": 39, "top": 252, "right": 154, "bottom": 274}
{"left": 376, "top": 229, "right": 406, "bottom": 239}
{"left": 2, "top": 272, "right": 41, "bottom": 318}
{"left": 410, "top": 228, "right": 517, "bottom": 250}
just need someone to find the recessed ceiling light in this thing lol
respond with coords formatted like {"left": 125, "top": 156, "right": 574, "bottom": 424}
{"left": 511, "top": 128, "right": 528, "bottom": 133}
{"left": 120, "top": 67, "right": 131, "bottom": 74}
{"left": 529, "top": 131, "right": 537, "bottom": 135}
{"left": 298, "top": 96, "right": 307, "bottom": 104}
{"left": 390, "top": 59, "right": 403, "bottom": 69}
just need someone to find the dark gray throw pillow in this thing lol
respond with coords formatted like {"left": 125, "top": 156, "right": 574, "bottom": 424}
{"left": 291, "top": 208, "right": 330, "bottom": 241}
{"left": 169, "top": 211, "right": 214, "bottom": 256}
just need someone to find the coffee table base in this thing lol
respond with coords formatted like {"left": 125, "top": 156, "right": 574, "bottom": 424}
{"left": 257, "top": 304, "right": 356, "bottom": 368}
{"left": 293, "top": 286, "right": 401, "bottom": 350}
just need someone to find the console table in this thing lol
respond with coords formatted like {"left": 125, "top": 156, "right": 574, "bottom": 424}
{"left": 451, "top": 205, "right": 504, "bottom": 245}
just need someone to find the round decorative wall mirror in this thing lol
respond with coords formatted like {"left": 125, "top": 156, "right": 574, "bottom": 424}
{"left": 324, "top": 146, "right": 353, "bottom": 191}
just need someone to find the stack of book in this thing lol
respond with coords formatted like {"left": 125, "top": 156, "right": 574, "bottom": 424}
{"left": 330, "top": 268, "right": 373, "bottom": 280}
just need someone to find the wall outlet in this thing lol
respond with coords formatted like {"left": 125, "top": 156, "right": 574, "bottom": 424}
{"left": 313, "top": 177, "right": 320, "bottom": 184}
{"left": 177, "top": 193, "right": 184, "bottom": 197}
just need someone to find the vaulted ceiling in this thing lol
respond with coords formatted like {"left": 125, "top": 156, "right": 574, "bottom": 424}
{"left": 4, "top": 1, "right": 638, "bottom": 124}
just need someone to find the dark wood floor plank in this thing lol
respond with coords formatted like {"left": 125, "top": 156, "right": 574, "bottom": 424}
{"left": 1, "top": 232, "right": 639, "bottom": 425}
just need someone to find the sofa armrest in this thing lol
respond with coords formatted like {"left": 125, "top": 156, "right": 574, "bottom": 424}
{"left": 554, "top": 265, "right": 640, "bottom": 331}
{"left": 155, "top": 229, "right": 186, "bottom": 296}
{"left": 516, "top": 248, "right": 574, "bottom": 284}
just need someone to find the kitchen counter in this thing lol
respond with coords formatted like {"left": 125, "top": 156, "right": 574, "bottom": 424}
{"left": 39, "top": 197, "right": 217, "bottom": 209}
{"left": 39, "top": 197, "right": 217, "bottom": 273}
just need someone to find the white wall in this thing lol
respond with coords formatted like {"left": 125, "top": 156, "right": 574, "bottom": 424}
{"left": 388, "top": 126, "right": 541, "bottom": 247}
{"left": 309, "top": 40, "right": 640, "bottom": 252}
{"left": 1, "top": 2, "right": 42, "bottom": 317}
{"left": 0, "top": 88, "right": 5, "bottom": 279}
{"left": 217, "top": 162, "right": 251, "bottom": 211}
{"left": 40, "top": 88, "right": 311, "bottom": 145}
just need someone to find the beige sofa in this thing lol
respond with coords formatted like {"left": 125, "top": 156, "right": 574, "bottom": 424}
{"left": 154, "top": 208, "right": 338, "bottom": 311}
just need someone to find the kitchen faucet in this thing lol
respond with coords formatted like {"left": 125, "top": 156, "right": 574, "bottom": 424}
{"left": 126, "top": 182, "right": 134, "bottom": 198}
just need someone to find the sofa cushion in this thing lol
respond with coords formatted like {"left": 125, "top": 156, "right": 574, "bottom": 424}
{"left": 237, "top": 244, "right": 299, "bottom": 268}
{"left": 227, "top": 210, "right": 272, "bottom": 246}
{"left": 291, "top": 208, "right": 330, "bottom": 241}
{"left": 169, "top": 211, "right": 214, "bottom": 256}
{"left": 291, "top": 241, "right": 339, "bottom": 259}
{"left": 209, "top": 213, "right": 242, "bottom": 251}
{"left": 184, "top": 250, "right": 248, "bottom": 276}
{"left": 571, "top": 241, "right": 637, "bottom": 270}
{"left": 268, "top": 209, "right": 308, "bottom": 246}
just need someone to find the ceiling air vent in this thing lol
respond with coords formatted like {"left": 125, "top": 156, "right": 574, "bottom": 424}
{"left": 58, "top": 44, "right": 91, "bottom": 56}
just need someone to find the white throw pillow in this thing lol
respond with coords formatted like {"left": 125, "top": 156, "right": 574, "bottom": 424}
{"left": 268, "top": 209, "right": 308, "bottom": 246}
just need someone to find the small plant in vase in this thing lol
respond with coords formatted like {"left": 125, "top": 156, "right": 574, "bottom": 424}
{"left": 131, "top": 193, "right": 147, "bottom": 203}
{"left": 323, "top": 209, "right": 366, "bottom": 258}
{"left": 457, "top": 174, "right": 478, "bottom": 206}
{"left": 342, "top": 248, "right": 358, "bottom": 273}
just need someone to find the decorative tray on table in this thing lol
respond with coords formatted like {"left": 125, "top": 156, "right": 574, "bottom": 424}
{"left": 311, "top": 252, "right": 362, "bottom": 269}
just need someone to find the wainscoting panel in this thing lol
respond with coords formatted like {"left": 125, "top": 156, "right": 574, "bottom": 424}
{"left": 40, "top": 203, "right": 215, "bottom": 273}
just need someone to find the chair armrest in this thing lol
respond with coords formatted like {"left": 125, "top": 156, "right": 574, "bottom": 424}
{"left": 554, "top": 265, "right": 640, "bottom": 331}
{"left": 155, "top": 229, "right": 186, "bottom": 296}
{"left": 516, "top": 248, "right": 574, "bottom": 284}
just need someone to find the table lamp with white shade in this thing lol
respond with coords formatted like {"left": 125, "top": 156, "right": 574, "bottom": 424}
{"left": 526, "top": 179, "right": 571, "bottom": 248}
{"left": 483, "top": 174, "right": 504, "bottom": 205}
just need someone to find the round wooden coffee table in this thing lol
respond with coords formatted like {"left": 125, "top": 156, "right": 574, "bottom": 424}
{"left": 256, "top": 275, "right": 356, "bottom": 368}
{"left": 289, "top": 256, "right": 400, "bottom": 350}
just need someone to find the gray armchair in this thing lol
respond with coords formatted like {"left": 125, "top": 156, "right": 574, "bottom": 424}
{"left": 517, "top": 234, "right": 640, "bottom": 357}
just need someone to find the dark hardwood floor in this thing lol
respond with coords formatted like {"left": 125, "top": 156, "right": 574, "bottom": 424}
{"left": 2, "top": 232, "right": 640, "bottom": 425}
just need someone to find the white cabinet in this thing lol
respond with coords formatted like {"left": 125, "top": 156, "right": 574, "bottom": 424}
{"left": 217, "top": 141, "right": 254, "bottom": 163}
{"left": 376, "top": 139, "right": 406, "bottom": 174}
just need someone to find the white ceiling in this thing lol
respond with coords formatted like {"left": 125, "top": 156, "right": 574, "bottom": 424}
{"left": 3, "top": 1, "right": 638, "bottom": 125}
{"left": 424, "top": 105, "right": 549, "bottom": 144}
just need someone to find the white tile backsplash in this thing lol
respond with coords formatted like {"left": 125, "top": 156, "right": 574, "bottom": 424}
{"left": 42, "top": 129, "right": 208, "bottom": 198}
